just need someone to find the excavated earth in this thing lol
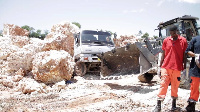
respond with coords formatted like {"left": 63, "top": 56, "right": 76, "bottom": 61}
{"left": 0, "top": 74, "right": 199, "bottom": 112}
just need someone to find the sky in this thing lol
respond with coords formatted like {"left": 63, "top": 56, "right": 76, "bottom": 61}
{"left": 0, "top": 0, "right": 200, "bottom": 37}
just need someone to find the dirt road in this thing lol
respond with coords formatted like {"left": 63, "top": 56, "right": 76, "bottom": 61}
{"left": 0, "top": 74, "right": 199, "bottom": 112}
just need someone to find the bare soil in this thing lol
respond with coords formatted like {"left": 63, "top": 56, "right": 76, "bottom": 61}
{"left": 0, "top": 74, "right": 199, "bottom": 112}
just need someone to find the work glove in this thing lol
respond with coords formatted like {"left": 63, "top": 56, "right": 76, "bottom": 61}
{"left": 157, "top": 67, "right": 161, "bottom": 79}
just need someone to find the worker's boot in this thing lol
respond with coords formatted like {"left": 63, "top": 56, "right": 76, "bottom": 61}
{"left": 171, "top": 99, "right": 176, "bottom": 111}
{"left": 186, "top": 100, "right": 196, "bottom": 112}
{"left": 153, "top": 100, "right": 161, "bottom": 112}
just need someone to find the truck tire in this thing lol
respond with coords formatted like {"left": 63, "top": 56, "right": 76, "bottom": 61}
{"left": 74, "top": 62, "right": 87, "bottom": 76}
{"left": 138, "top": 73, "right": 154, "bottom": 83}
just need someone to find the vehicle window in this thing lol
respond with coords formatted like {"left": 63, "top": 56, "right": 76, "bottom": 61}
{"left": 81, "top": 31, "right": 114, "bottom": 45}
{"left": 82, "top": 34, "right": 97, "bottom": 41}
{"left": 184, "top": 21, "right": 194, "bottom": 41}
{"left": 161, "top": 29, "right": 167, "bottom": 37}
{"left": 163, "top": 23, "right": 182, "bottom": 37}
{"left": 186, "top": 28, "right": 193, "bottom": 41}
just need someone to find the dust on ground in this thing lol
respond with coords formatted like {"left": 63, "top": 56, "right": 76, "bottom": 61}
{"left": 0, "top": 74, "right": 199, "bottom": 112}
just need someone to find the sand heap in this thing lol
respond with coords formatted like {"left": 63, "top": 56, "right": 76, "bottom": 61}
{"left": 0, "top": 22, "right": 78, "bottom": 93}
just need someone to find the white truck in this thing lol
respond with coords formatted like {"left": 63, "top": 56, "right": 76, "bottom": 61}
{"left": 73, "top": 30, "right": 115, "bottom": 76}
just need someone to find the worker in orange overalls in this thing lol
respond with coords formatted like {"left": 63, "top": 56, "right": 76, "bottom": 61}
{"left": 153, "top": 25, "right": 188, "bottom": 112}
{"left": 185, "top": 35, "right": 200, "bottom": 112}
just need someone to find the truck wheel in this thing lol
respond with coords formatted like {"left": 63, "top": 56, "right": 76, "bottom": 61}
{"left": 74, "top": 62, "right": 87, "bottom": 76}
{"left": 138, "top": 73, "right": 154, "bottom": 83}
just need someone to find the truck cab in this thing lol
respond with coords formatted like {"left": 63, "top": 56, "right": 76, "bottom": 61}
{"left": 74, "top": 30, "right": 115, "bottom": 76}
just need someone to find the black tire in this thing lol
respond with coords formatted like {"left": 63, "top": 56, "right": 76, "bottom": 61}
{"left": 138, "top": 73, "right": 154, "bottom": 83}
{"left": 74, "top": 62, "right": 87, "bottom": 76}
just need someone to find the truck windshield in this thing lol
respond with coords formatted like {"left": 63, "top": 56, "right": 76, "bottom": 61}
{"left": 161, "top": 23, "right": 182, "bottom": 37}
{"left": 160, "top": 20, "right": 199, "bottom": 41}
{"left": 81, "top": 30, "right": 114, "bottom": 45}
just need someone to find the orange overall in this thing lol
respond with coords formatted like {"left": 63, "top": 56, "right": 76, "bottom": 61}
{"left": 157, "top": 35, "right": 187, "bottom": 100}
{"left": 185, "top": 36, "right": 200, "bottom": 102}
{"left": 189, "top": 77, "right": 200, "bottom": 101}
{"left": 158, "top": 68, "right": 181, "bottom": 100}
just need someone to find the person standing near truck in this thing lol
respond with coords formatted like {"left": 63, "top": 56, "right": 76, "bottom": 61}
{"left": 185, "top": 35, "right": 200, "bottom": 112}
{"left": 153, "top": 25, "right": 188, "bottom": 112}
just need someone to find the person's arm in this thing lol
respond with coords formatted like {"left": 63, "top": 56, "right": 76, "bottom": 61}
{"left": 159, "top": 50, "right": 165, "bottom": 67}
{"left": 187, "top": 51, "right": 195, "bottom": 57}
{"left": 157, "top": 50, "right": 165, "bottom": 78}
{"left": 188, "top": 51, "right": 200, "bottom": 68}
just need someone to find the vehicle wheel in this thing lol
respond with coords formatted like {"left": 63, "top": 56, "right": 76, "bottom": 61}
{"left": 138, "top": 73, "right": 154, "bottom": 83}
{"left": 74, "top": 62, "right": 87, "bottom": 76}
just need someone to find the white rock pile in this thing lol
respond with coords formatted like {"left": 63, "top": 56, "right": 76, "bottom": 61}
{"left": 0, "top": 22, "right": 79, "bottom": 94}
{"left": 113, "top": 35, "right": 138, "bottom": 48}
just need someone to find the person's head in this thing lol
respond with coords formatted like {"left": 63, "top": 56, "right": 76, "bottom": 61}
{"left": 169, "top": 25, "right": 178, "bottom": 38}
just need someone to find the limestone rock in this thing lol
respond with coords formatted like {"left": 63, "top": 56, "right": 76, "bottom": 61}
{"left": 18, "top": 78, "right": 45, "bottom": 94}
{"left": 113, "top": 35, "right": 138, "bottom": 48}
{"left": 3, "top": 24, "right": 29, "bottom": 36}
{"left": 9, "top": 36, "right": 30, "bottom": 48}
{"left": 32, "top": 50, "right": 75, "bottom": 84}
{"left": 0, "top": 21, "right": 77, "bottom": 93}
{"left": 0, "top": 37, "right": 19, "bottom": 60}
{"left": 7, "top": 49, "right": 33, "bottom": 75}
{"left": 15, "top": 68, "right": 26, "bottom": 76}
{"left": 44, "top": 21, "right": 79, "bottom": 56}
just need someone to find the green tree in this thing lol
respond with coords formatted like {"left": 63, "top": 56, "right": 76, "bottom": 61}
{"left": 40, "top": 30, "right": 49, "bottom": 40}
{"left": 21, "top": 25, "right": 48, "bottom": 40}
{"left": 72, "top": 22, "right": 81, "bottom": 29}
{"left": 141, "top": 32, "right": 149, "bottom": 38}
{"left": 30, "top": 29, "right": 41, "bottom": 38}
{"left": 30, "top": 32, "right": 38, "bottom": 38}
{"left": 40, "top": 34, "right": 46, "bottom": 40}
{"left": 44, "top": 30, "right": 49, "bottom": 35}
{"left": 36, "top": 29, "right": 41, "bottom": 35}
{"left": 153, "top": 35, "right": 158, "bottom": 39}
{"left": 21, "top": 25, "right": 34, "bottom": 33}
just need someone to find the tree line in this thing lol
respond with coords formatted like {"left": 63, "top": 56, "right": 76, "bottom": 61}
{"left": 0, "top": 22, "right": 158, "bottom": 39}
{"left": 21, "top": 22, "right": 81, "bottom": 40}
{"left": 0, "top": 25, "right": 49, "bottom": 40}
{"left": 0, "top": 22, "right": 81, "bottom": 39}
{"left": 21, "top": 25, "right": 48, "bottom": 40}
